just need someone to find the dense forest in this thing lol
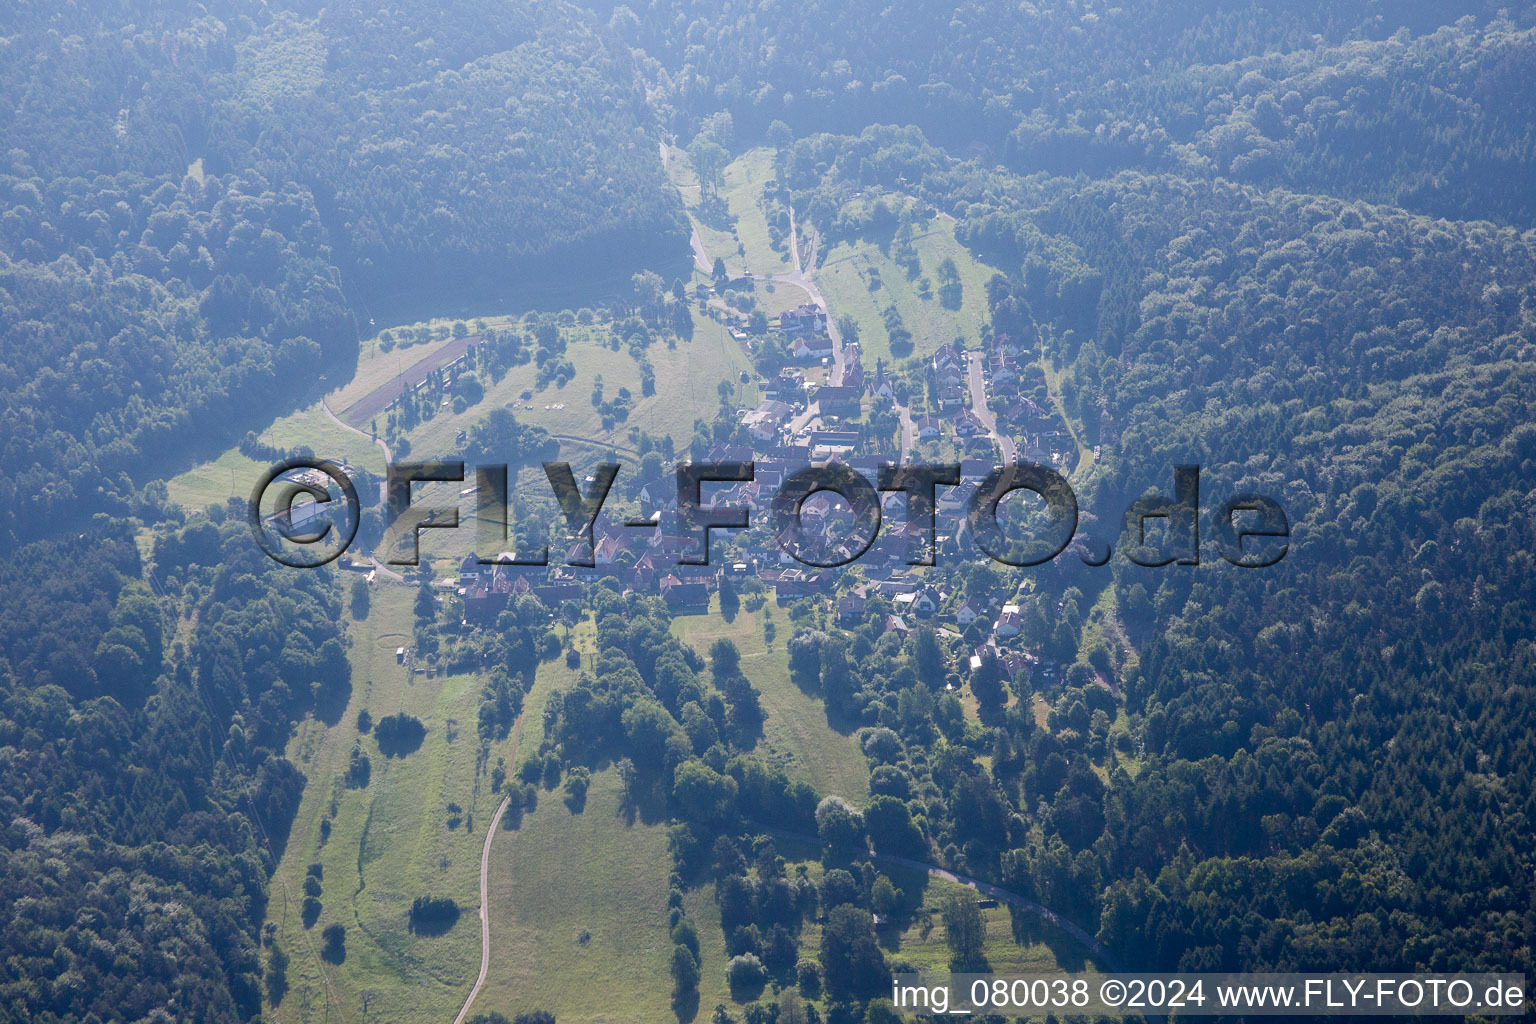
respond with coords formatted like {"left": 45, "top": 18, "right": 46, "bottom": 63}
{"left": 3, "top": 0, "right": 1535, "bottom": 1020}
{"left": 754, "top": 116, "right": 1536, "bottom": 973}
{"left": 632, "top": 1, "right": 1536, "bottom": 225}
{"left": 0, "top": 0, "right": 685, "bottom": 550}
{"left": 0, "top": 515, "right": 349, "bottom": 1021}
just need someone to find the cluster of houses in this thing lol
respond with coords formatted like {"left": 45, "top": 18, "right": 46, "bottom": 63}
{"left": 454, "top": 431, "right": 1045, "bottom": 623}
{"left": 774, "top": 303, "right": 829, "bottom": 338}
{"left": 451, "top": 311, "right": 1077, "bottom": 691}
{"left": 742, "top": 309, "right": 1071, "bottom": 464}
{"left": 742, "top": 318, "right": 910, "bottom": 448}
{"left": 929, "top": 342, "right": 970, "bottom": 411}
{"left": 746, "top": 316, "right": 890, "bottom": 445}
{"left": 920, "top": 333, "right": 1074, "bottom": 463}
{"left": 764, "top": 303, "right": 834, "bottom": 363}
{"left": 454, "top": 441, "right": 1063, "bottom": 698}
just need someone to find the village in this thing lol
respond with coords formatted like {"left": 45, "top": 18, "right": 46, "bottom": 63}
{"left": 447, "top": 298, "right": 1080, "bottom": 698}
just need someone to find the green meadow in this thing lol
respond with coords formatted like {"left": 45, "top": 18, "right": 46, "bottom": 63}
{"left": 475, "top": 769, "right": 676, "bottom": 1023}
{"left": 816, "top": 211, "right": 999, "bottom": 366}
{"left": 266, "top": 584, "right": 504, "bottom": 1024}
{"left": 672, "top": 601, "right": 870, "bottom": 804}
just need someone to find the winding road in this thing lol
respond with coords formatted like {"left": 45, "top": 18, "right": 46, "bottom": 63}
{"left": 453, "top": 791, "right": 512, "bottom": 1024}
{"left": 772, "top": 207, "right": 849, "bottom": 387}
{"left": 453, "top": 705, "right": 531, "bottom": 1024}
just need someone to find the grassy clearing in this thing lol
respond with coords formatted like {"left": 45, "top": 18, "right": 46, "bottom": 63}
{"left": 165, "top": 447, "right": 266, "bottom": 510}
{"left": 815, "top": 214, "right": 999, "bottom": 367}
{"left": 672, "top": 601, "right": 869, "bottom": 804}
{"left": 1037, "top": 343, "right": 1095, "bottom": 479}
{"left": 668, "top": 145, "right": 792, "bottom": 280}
{"left": 401, "top": 313, "right": 748, "bottom": 459}
{"left": 721, "top": 149, "right": 792, "bottom": 275}
{"left": 477, "top": 768, "right": 674, "bottom": 1024}
{"left": 796, "top": 858, "right": 1071, "bottom": 978}
{"left": 1079, "top": 585, "right": 1137, "bottom": 677}
{"left": 265, "top": 404, "right": 386, "bottom": 473}
{"left": 165, "top": 403, "right": 380, "bottom": 511}
{"left": 168, "top": 306, "right": 747, "bottom": 527}
{"left": 868, "top": 872, "right": 1069, "bottom": 975}
{"left": 266, "top": 584, "right": 499, "bottom": 1024}
{"left": 757, "top": 279, "right": 814, "bottom": 315}
{"left": 684, "top": 844, "right": 1068, "bottom": 1018}
{"left": 681, "top": 884, "right": 732, "bottom": 1012}
{"left": 666, "top": 146, "right": 742, "bottom": 278}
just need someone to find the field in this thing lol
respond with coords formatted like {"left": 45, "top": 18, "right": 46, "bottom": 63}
{"left": 815, "top": 212, "right": 999, "bottom": 367}
{"left": 464, "top": 598, "right": 871, "bottom": 1023}
{"left": 1037, "top": 347, "right": 1097, "bottom": 479}
{"left": 166, "top": 403, "right": 381, "bottom": 511}
{"left": 265, "top": 584, "right": 505, "bottom": 1024}
{"left": 259, "top": 580, "right": 1074, "bottom": 1024}
{"left": 719, "top": 149, "right": 793, "bottom": 276}
{"left": 165, "top": 447, "right": 268, "bottom": 510}
{"left": 466, "top": 627, "right": 680, "bottom": 1024}
{"left": 475, "top": 769, "right": 675, "bottom": 1023}
{"left": 672, "top": 601, "right": 869, "bottom": 804}
{"left": 404, "top": 315, "right": 749, "bottom": 459}
{"left": 166, "top": 307, "right": 748, "bottom": 525}
{"left": 666, "top": 144, "right": 813, "bottom": 321}
{"left": 666, "top": 146, "right": 791, "bottom": 280}
{"left": 265, "top": 404, "right": 386, "bottom": 472}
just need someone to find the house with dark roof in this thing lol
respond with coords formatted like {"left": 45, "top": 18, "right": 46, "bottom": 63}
{"left": 660, "top": 574, "right": 711, "bottom": 612}
{"left": 814, "top": 384, "right": 862, "bottom": 416}
{"left": 776, "top": 303, "right": 829, "bottom": 336}
{"left": 836, "top": 591, "right": 867, "bottom": 626}
{"left": 791, "top": 335, "right": 835, "bottom": 362}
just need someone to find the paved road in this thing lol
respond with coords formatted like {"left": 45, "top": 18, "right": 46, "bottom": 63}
{"left": 967, "top": 351, "right": 1017, "bottom": 462}
{"left": 671, "top": 164, "right": 918, "bottom": 465}
{"left": 774, "top": 208, "right": 847, "bottom": 386}
{"left": 659, "top": 143, "right": 712, "bottom": 273}
{"left": 774, "top": 206, "right": 929, "bottom": 466}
